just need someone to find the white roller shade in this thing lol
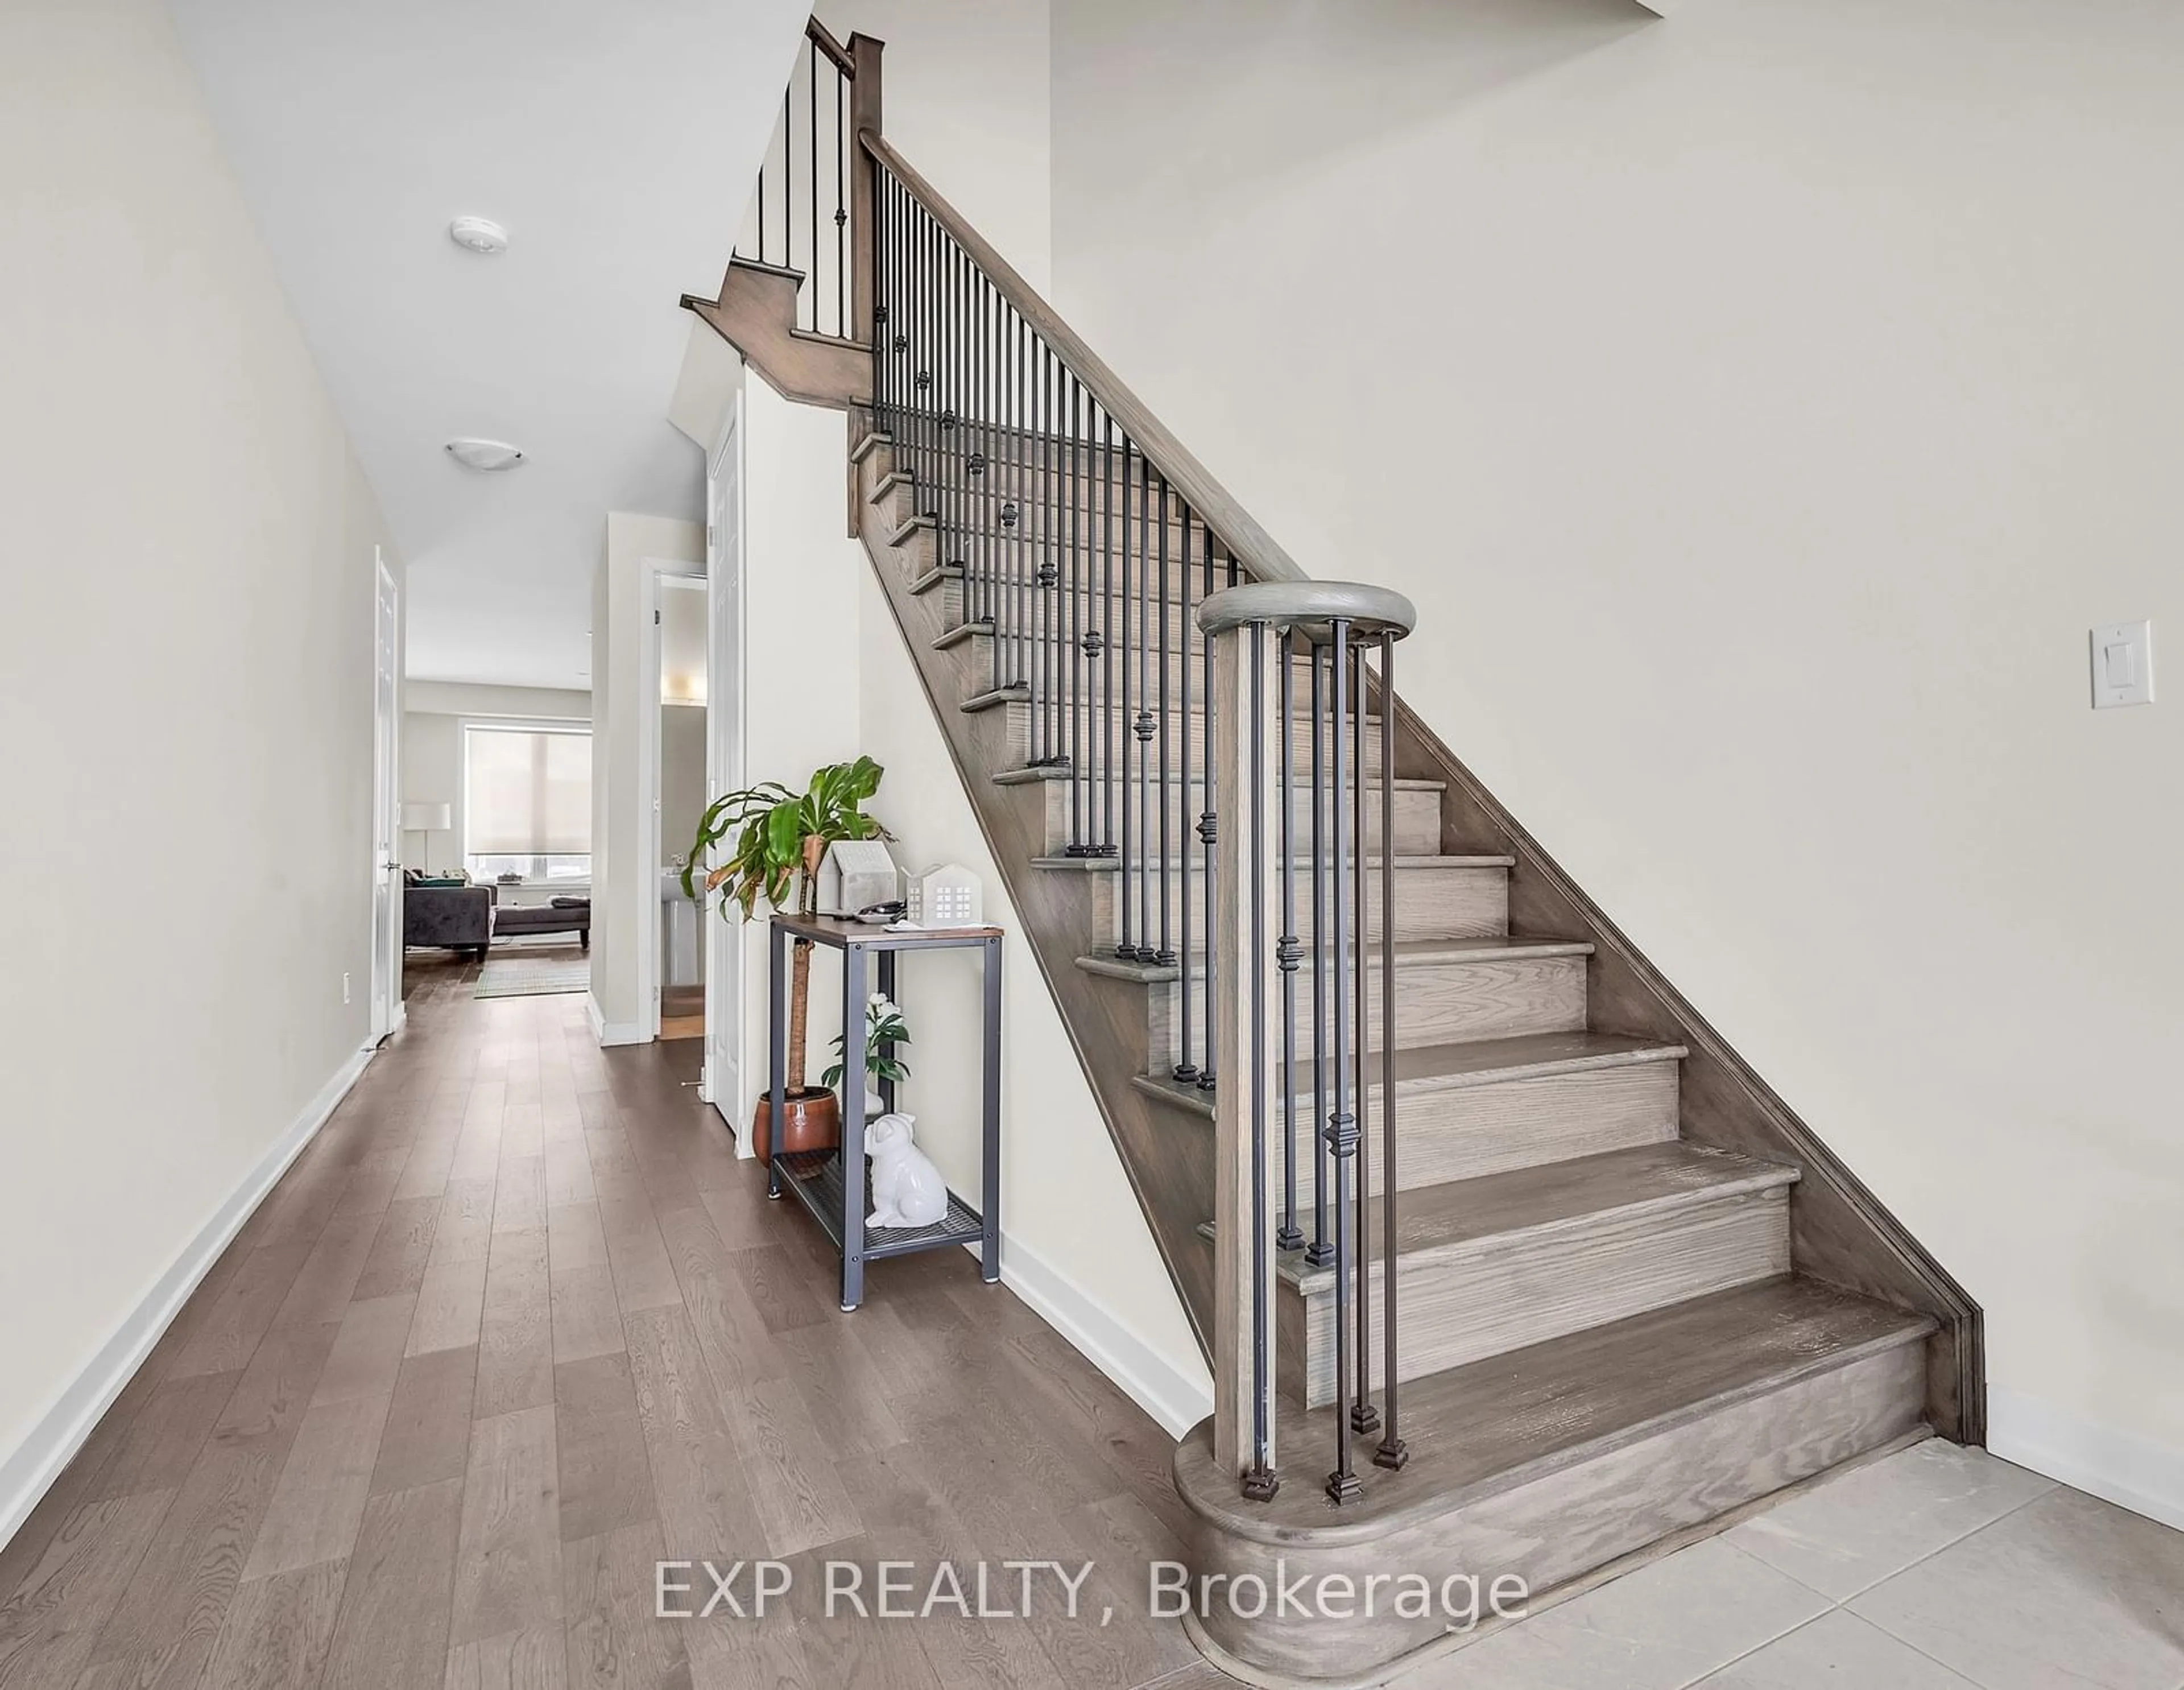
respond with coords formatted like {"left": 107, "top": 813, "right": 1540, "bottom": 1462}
{"left": 466, "top": 726, "right": 592, "bottom": 855}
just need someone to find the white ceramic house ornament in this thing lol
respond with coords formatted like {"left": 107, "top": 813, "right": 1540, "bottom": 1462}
{"left": 818, "top": 838, "right": 899, "bottom": 917}
{"left": 866, "top": 1113, "right": 949, "bottom": 1229}
{"left": 908, "top": 862, "right": 981, "bottom": 927}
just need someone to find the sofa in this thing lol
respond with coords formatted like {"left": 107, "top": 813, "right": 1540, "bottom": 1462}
{"left": 403, "top": 883, "right": 494, "bottom": 958}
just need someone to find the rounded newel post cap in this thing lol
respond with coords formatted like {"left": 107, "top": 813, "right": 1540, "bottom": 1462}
{"left": 1196, "top": 581, "right": 1416, "bottom": 643}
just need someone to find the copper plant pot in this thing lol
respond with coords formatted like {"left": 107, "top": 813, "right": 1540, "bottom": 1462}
{"left": 751, "top": 1087, "right": 840, "bottom": 1165}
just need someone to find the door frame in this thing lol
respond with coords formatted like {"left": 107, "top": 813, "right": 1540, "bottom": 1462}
{"left": 638, "top": 556, "right": 707, "bottom": 1046}
{"left": 703, "top": 393, "right": 748, "bottom": 1141}
{"left": 369, "top": 549, "right": 404, "bottom": 1042}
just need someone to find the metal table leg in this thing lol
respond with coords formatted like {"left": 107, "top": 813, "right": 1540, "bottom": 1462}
{"left": 840, "top": 943, "right": 869, "bottom": 1311}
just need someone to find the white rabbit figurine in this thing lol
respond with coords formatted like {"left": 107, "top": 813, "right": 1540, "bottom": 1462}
{"left": 866, "top": 1113, "right": 949, "bottom": 1229}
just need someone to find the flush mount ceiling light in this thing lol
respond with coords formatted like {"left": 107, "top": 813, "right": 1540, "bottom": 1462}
{"left": 448, "top": 216, "right": 508, "bottom": 254}
{"left": 445, "top": 437, "right": 525, "bottom": 471}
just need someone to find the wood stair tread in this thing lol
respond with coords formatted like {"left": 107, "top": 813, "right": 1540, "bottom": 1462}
{"left": 1173, "top": 1276, "right": 1935, "bottom": 1542}
{"left": 1131, "top": 1030, "right": 1688, "bottom": 1122}
{"left": 1273, "top": 1140, "right": 1798, "bottom": 1294}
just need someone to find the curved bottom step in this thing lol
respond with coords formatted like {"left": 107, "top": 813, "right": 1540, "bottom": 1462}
{"left": 1170, "top": 1276, "right": 1934, "bottom": 1684}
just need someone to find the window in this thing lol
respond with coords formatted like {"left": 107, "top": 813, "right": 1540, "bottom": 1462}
{"left": 466, "top": 725, "right": 592, "bottom": 883}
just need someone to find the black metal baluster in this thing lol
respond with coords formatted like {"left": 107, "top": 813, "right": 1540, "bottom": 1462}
{"left": 1306, "top": 643, "right": 1334, "bottom": 1266}
{"left": 1243, "top": 618, "right": 1277, "bottom": 1502}
{"left": 1065, "top": 378, "right": 1097, "bottom": 857}
{"left": 1173, "top": 509, "right": 1198, "bottom": 1084}
{"left": 806, "top": 42, "right": 818, "bottom": 332}
{"left": 1276, "top": 631, "right": 1304, "bottom": 1252}
{"left": 1351, "top": 635, "right": 1379, "bottom": 1439}
{"left": 781, "top": 90, "right": 793, "bottom": 315}
{"left": 1132, "top": 453, "right": 1154, "bottom": 962}
{"left": 1014, "top": 311, "right": 1033, "bottom": 746}
{"left": 973, "top": 268, "right": 990, "bottom": 677}
{"left": 1156, "top": 476, "right": 1174, "bottom": 967}
{"left": 1325, "top": 617, "right": 1360, "bottom": 1504}
{"left": 833, "top": 56, "right": 847, "bottom": 338}
{"left": 867, "top": 166, "right": 883, "bottom": 423}
{"left": 1375, "top": 629, "right": 1408, "bottom": 1471}
{"left": 1114, "top": 425, "right": 1136, "bottom": 960}
{"left": 1099, "top": 411, "right": 1118, "bottom": 860}
{"left": 1196, "top": 540, "right": 1218, "bottom": 1092}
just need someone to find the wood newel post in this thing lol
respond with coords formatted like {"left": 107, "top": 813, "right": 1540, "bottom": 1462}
{"left": 1209, "top": 619, "right": 1281, "bottom": 1485}
{"left": 847, "top": 32, "right": 884, "bottom": 345}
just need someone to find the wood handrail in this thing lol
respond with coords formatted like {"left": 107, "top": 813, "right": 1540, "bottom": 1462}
{"left": 859, "top": 130, "right": 1308, "bottom": 586}
{"left": 805, "top": 15, "right": 855, "bottom": 76}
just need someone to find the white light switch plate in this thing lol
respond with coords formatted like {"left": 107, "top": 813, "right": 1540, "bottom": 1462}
{"left": 2091, "top": 620, "right": 2153, "bottom": 709}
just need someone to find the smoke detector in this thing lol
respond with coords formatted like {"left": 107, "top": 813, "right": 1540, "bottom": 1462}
{"left": 448, "top": 216, "right": 509, "bottom": 255}
{"left": 445, "top": 438, "right": 525, "bottom": 471}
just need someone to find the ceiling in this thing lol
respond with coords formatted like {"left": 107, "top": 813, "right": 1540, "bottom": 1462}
{"left": 167, "top": 0, "right": 810, "bottom": 688}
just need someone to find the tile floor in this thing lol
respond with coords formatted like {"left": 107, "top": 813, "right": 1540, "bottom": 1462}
{"left": 1410, "top": 1439, "right": 2184, "bottom": 1689}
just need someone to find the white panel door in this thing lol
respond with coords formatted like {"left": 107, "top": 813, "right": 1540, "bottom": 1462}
{"left": 370, "top": 553, "right": 402, "bottom": 1040}
{"left": 702, "top": 400, "right": 746, "bottom": 1132}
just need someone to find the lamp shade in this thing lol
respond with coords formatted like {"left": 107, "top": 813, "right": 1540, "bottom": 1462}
{"left": 401, "top": 801, "right": 452, "bottom": 832}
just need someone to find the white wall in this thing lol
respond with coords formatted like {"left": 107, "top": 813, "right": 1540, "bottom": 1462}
{"left": 1049, "top": 0, "right": 2184, "bottom": 1503}
{"left": 401, "top": 680, "right": 592, "bottom": 873}
{"left": 0, "top": 0, "right": 403, "bottom": 1528}
{"left": 589, "top": 513, "right": 705, "bottom": 1038}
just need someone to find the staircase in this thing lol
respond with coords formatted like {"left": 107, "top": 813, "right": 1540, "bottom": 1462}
{"left": 690, "top": 20, "right": 1982, "bottom": 1684}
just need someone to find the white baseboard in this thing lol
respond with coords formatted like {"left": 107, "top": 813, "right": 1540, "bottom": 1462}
{"left": 1988, "top": 1385, "right": 2184, "bottom": 1534}
{"left": 586, "top": 993, "right": 649, "bottom": 1047}
{"left": 987, "top": 1231, "right": 1213, "bottom": 1440}
{"left": 0, "top": 1045, "right": 375, "bottom": 1552}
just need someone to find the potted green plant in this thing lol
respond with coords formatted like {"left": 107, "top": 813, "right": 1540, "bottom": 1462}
{"left": 684, "top": 756, "right": 886, "bottom": 1162}
{"left": 823, "top": 991, "right": 913, "bottom": 1117}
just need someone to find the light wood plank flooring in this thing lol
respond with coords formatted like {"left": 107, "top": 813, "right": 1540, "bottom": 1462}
{"left": 0, "top": 952, "right": 1225, "bottom": 1690}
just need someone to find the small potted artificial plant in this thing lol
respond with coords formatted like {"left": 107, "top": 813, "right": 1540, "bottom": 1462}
{"left": 684, "top": 756, "right": 886, "bottom": 1162}
{"left": 824, "top": 991, "right": 913, "bottom": 1118}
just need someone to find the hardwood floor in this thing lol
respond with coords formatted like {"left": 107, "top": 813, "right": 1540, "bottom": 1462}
{"left": 0, "top": 952, "right": 1224, "bottom": 1690}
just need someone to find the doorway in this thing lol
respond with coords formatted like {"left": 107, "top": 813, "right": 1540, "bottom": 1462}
{"left": 369, "top": 551, "right": 402, "bottom": 1042}
{"left": 655, "top": 573, "right": 710, "bottom": 1042}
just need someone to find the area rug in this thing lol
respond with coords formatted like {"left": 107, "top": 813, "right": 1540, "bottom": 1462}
{"left": 475, "top": 950, "right": 590, "bottom": 999}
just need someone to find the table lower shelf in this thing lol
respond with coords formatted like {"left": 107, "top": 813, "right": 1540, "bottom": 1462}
{"left": 772, "top": 1148, "right": 985, "bottom": 1260}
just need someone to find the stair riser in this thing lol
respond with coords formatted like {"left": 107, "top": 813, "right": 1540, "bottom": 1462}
{"left": 990, "top": 699, "right": 1389, "bottom": 775}
{"left": 1268, "top": 1060, "right": 1682, "bottom": 1201}
{"left": 1184, "top": 1339, "right": 1928, "bottom": 1682}
{"left": 1286, "top": 1187, "right": 1790, "bottom": 1408}
{"left": 1083, "top": 865, "right": 1505, "bottom": 953}
{"left": 1035, "top": 777, "right": 1442, "bottom": 858}
{"left": 1144, "top": 953, "right": 1589, "bottom": 1065}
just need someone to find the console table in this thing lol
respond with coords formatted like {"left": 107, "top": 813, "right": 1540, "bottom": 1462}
{"left": 765, "top": 914, "right": 1003, "bottom": 1311}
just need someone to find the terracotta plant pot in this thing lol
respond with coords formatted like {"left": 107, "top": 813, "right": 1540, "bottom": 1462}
{"left": 751, "top": 1086, "right": 840, "bottom": 1164}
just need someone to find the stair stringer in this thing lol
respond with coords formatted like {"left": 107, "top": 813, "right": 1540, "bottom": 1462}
{"left": 1376, "top": 685, "right": 1985, "bottom": 1444}
{"left": 845, "top": 414, "right": 1223, "bottom": 1363}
